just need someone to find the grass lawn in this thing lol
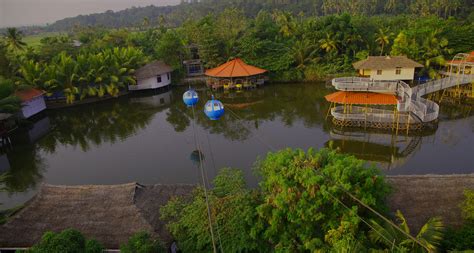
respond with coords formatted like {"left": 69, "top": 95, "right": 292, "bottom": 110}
{"left": 23, "top": 32, "right": 63, "bottom": 48}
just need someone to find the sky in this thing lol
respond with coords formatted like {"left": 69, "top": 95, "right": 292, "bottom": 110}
{"left": 0, "top": 0, "right": 180, "bottom": 28}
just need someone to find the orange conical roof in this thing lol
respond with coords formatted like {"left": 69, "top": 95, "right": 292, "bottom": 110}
{"left": 205, "top": 58, "right": 267, "bottom": 78}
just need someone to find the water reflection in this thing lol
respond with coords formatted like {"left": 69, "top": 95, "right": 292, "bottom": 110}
{"left": 40, "top": 91, "right": 172, "bottom": 153}
{"left": 325, "top": 128, "right": 437, "bottom": 169}
{"left": 0, "top": 84, "right": 472, "bottom": 208}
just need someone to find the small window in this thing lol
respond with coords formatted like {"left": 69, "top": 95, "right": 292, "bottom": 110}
{"left": 167, "top": 73, "right": 170, "bottom": 80}
{"left": 395, "top": 67, "right": 401, "bottom": 75}
{"left": 160, "top": 98, "right": 165, "bottom": 104}
{"left": 377, "top": 70, "right": 382, "bottom": 75}
{"left": 157, "top": 75, "right": 162, "bottom": 83}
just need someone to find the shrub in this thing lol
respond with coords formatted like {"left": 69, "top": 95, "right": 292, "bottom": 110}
{"left": 161, "top": 168, "right": 269, "bottom": 253}
{"left": 27, "top": 229, "right": 103, "bottom": 253}
{"left": 255, "top": 148, "right": 390, "bottom": 251}
{"left": 441, "top": 222, "right": 474, "bottom": 251}
{"left": 461, "top": 189, "right": 474, "bottom": 221}
{"left": 85, "top": 239, "right": 104, "bottom": 253}
{"left": 120, "top": 231, "right": 166, "bottom": 253}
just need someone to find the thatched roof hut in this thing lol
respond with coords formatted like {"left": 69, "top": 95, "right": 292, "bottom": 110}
{"left": 0, "top": 183, "right": 194, "bottom": 249}
{"left": 387, "top": 174, "right": 474, "bottom": 231}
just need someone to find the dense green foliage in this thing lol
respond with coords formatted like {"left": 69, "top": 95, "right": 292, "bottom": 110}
{"left": 255, "top": 148, "right": 390, "bottom": 251}
{"left": 119, "top": 231, "right": 166, "bottom": 253}
{"left": 441, "top": 222, "right": 474, "bottom": 251}
{"left": 160, "top": 149, "right": 440, "bottom": 252}
{"left": 16, "top": 0, "right": 473, "bottom": 33}
{"left": 1, "top": 8, "right": 472, "bottom": 101}
{"left": 27, "top": 229, "right": 104, "bottom": 253}
{"left": 461, "top": 189, "right": 474, "bottom": 221}
{"left": 0, "top": 77, "right": 21, "bottom": 113}
{"left": 441, "top": 189, "right": 474, "bottom": 251}
{"left": 161, "top": 168, "right": 269, "bottom": 252}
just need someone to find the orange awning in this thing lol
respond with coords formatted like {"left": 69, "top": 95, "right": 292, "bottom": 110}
{"left": 325, "top": 91, "right": 397, "bottom": 105}
{"left": 205, "top": 58, "right": 267, "bottom": 78}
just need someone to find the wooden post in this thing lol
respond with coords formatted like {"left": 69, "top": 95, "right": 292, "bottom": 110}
{"left": 406, "top": 113, "right": 410, "bottom": 135}
{"left": 326, "top": 102, "right": 333, "bottom": 120}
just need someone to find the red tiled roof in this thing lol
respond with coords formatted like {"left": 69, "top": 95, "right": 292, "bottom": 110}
{"left": 15, "top": 88, "right": 45, "bottom": 102}
{"left": 325, "top": 91, "right": 398, "bottom": 105}
{"left": 205, "top": 58, "right": 267, "bottom": 78}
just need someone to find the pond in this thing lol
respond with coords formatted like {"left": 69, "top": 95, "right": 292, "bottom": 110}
{"left": 1, "top": 83, "right": 474, "bottom": 209}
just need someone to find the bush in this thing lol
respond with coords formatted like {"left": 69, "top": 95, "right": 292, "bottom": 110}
{"left": 161, "top": 168, "right": 269, "bottom": 253}
{"left": 85, "top": 239, "right": 104, "bottom": 253}
{"left": 120, "top": 232, "right": 166, "bottom": 253}
{"left": 461, "top": 189, "right": 474, "bottom": 221}
{"left": 27, "top": 229, "right": 103, "bottom": 253}
{"left": 441, "top": 222, "right": 474, "bottom": 251}
{"left": 255, "top": 148, "right": 390, "bottom": 251}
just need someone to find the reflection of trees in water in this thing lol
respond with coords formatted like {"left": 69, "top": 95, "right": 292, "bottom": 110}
{"left": 165, "top": 84, "right": 331, "bottom": 141}
{"left": 1, "top": 146, "right": 44, "bottom": 194}
{"left": 39, "top": 98, "right": 165, "bottom": 153}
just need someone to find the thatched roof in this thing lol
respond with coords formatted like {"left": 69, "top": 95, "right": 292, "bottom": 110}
{"left": 353, "top": 56, "right": 423, "bottom": 69}
{"left": 135, "top": 61, "right": 173, "bottom": 81}
{"left": 1, "top": 175, "right": 473, "bottom": 249}
{"left": 0, "top": 183, "right": 194, "bottom": 249}
{"left": 387, "top": 174, "right": 474, "bottom": 231}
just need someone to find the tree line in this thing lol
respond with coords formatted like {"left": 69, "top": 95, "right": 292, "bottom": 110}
{"left": 24, "top": 0, "right": 470, "bottom": 33}
{"left": 0, "top": 9, "right": 472, "bottom": 109}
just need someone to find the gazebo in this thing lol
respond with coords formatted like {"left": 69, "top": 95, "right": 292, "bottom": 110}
{"left": 324, "top": 91, "right": 417, "bottom": 133}
{"left": 205, "top": 58, "right": 267, "bottom": 90}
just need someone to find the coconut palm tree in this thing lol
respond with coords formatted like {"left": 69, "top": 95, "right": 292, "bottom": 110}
{"left": 369, "top": 210, "right": 444, "bottom": 252}
{"left": 319, "top": 33, "right": 338, "bottom": 53}
{"left": 290, "top": 39, "right": 318, "bottom": 70}
{"left": 375, "top": 28, "right": 391, "bottom": 56}
{"left": 3, "top": 28, "right": 27, "bottom": 51}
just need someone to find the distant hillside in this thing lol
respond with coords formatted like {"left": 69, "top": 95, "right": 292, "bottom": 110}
{"left": 41, "top": 0, "right": 473, "bottom": 32}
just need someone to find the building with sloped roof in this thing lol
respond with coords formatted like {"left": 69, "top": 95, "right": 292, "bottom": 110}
{"left": 353, "top": 55, "right": 423, "bottom": 81}
{"left": 15, "top": 88, "right": 46, "bottom": 119}
{"left": 130, "top": 60, "right": 173, "bottom": 91}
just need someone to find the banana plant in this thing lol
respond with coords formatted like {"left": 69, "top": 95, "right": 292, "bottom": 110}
{"left": 369, "top": 210, "right": 444, "bottom": 252}
{"left": 51, "top": 52, "right": 79, "bottom": 103}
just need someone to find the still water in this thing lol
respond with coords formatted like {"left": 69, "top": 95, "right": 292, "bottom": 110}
{"left": 1, "top": 83, "right": 473, "bottom": 208}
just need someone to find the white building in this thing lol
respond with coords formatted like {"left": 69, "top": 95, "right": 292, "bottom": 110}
{"left": 353, "top": 56, "right": 423, "bottom": 81}
{"left": 15, "top": 88, "right": 46, "bottom": 118}
{"left": 129, "top": 60, "right": 173, "bottom": 91}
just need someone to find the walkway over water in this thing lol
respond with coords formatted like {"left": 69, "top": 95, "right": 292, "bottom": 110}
{"left": 331, "top": 54, "right": 474, "bottom": 126}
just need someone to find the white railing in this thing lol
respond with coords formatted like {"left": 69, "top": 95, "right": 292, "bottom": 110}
{"left": 331, "top": 106, "right": 412, "bottom": 124}
{"left": 330, "top": 70, "right": 473, "bottom": 124}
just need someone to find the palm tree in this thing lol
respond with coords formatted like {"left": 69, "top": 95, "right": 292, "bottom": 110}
{"left": 375, "top": 28, "right": 391, "bottom": 56}
{"left": 369, "top": 210, "right": 444, "bottom": 252}
{"left": 142, "top": 17, "right": 150, "bottom": 29}
{"left": 3, "top": 28, "right": 27, "bottom": 51}
{"left": 290, "top": 39, "right": 318, "bottom": 70}
{"left": 52, "top": 52, "right": 79, "bottom": 103}
{"left": 319, "top": 33, "right": 338, "bottom": 53}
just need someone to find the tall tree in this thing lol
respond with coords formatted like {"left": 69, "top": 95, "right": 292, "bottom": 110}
{"left": 3, "top": 28, "right": 27, "bottom": 51}
{"left": 375, "top": 28, "right": 391, "bottom": 56}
